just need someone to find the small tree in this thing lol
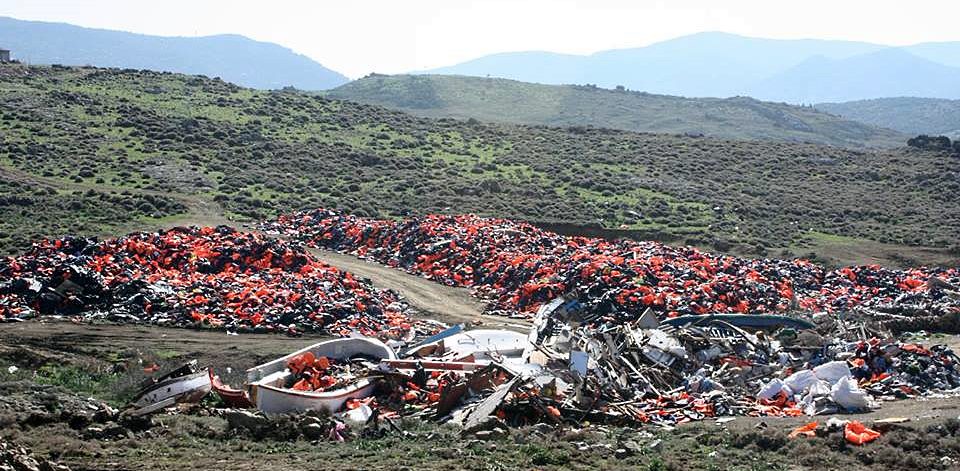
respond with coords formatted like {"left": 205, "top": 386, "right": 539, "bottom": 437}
{"left": 907, "top": 134, "right": 952, "bottom": 151}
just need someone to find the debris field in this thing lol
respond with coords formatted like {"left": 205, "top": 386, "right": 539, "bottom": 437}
{"left": 0, "top": 208, "right": 959, "bottom": 448}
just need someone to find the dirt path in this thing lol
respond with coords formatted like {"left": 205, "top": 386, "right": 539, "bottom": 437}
{"left": 0, "top": 321, "right": 322, "bottom": 373}
{"left": 304, "top": 248, "right": 530, "bottom": 331}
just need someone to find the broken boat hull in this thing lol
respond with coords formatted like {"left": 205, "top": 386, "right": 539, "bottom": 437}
{"left": 128, "top": 370, "right": 212, "bottom": 416}
{"left": 246, "top": 337, "right": 397, "bottom": 414}
{"left": 253, "top": 380, "right": 379, "bottom": 415}
{"left": 209, "top": 369, "right": 254, "bottom": 408}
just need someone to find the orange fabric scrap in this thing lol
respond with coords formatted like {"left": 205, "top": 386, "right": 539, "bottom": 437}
{"left": 788, "top": 421, "right": 818, "bottom": 438}
{"left": 844, "top": 421, "right": 881, "bottom": 445}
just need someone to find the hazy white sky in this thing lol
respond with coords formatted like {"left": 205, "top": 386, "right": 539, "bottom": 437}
{"left": 2, "top": 0, "right": 958, "bottom": 78}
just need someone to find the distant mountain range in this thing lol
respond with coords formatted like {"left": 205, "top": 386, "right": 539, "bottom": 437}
{"left": 420, "top": 32, "right": 960, "bottom": 103}
{"left": 0, "top": 16, "right": 348, "bottom": 90}
{"left": 328, "top": 74, "right": 906, "bottom": 147}
{"left": 817, "top": 97, "right": 960, "bottom": 138}
{"left": 4, "top": 17, "right": 958, "bottom": 113}
{"left": 751, "top": 49, "right": 960, "bottom": 103}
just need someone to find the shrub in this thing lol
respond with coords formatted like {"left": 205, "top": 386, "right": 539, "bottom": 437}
{"left": 907, "top": 134, "right": 952, "bottom": 151}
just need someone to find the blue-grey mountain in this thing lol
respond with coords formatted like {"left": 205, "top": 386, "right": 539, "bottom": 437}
{"left": 750, "top": 48, "right": 960, "bottom": 103}
{"left": 421, "top": 32, "right": 960, "bottom": 103}
{"left": 0, "top": 16, "right": 348, "bottom": 90}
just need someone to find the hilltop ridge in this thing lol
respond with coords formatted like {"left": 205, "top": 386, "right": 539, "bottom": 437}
{"left": 328, "top": 74, "right": 906, "bottom": 147}
{"left": 421, "top": 32, "right": 960, "bottom": 103}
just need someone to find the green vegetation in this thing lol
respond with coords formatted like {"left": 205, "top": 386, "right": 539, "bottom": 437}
{"left": 327, "top": 74, "right": 906, "bottom": 148}
{"left": 0, "top": 64, "right": 958, "bottom": 265}
{"left": 0, "top": 175, "right": 185, "bottom": 251}
{"left": 817, "top": 97, "right": 960, "bottom": 138}
{"left": 0, "top": 362, "right": 131, "bottom": 406}
{"left": 33, "top": 365, "right": 121, "bottom": 401}
{"left": 907, "top": 134, "right": 960, "bottom": 154}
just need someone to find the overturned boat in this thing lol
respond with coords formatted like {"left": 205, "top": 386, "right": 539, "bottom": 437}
{"left": 246, "top": 337, "right": 396, "bottom": 414}
{"left": 127, "top": 360, "right": 212, "bottom": 416}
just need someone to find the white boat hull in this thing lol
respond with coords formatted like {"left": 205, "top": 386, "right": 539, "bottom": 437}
{"left": 422, "top": 329, "right": 530, "bottom": 358}
{"left": 254, "top": 379, "right": 379, "bottom": 414}
{"left": 128, "top": 370, "right": 212, "bottom": 416}
{"left": 246, "top": 337, "right": 396, "bottom": 415}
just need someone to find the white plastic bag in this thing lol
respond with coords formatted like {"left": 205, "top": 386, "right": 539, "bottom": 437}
{"left": 808, "top": 379, "right": 831, "bottom": 397}
{"left": 783, "top": 369, "right": 818, "bottom": 393}
{"left": 800, "top": 379, "right": 833, "bottom": 415}
{"left": 830, "top": 376, "right": 871, "bottom": 410}
{"left": 337, "top": 404, "right": 373, "bottom": 426}
{"left": 757, "top": 378, "right": 785, "bottom": 400}
{"left": 813, "top": 361, "right": 851, "bottom": 384}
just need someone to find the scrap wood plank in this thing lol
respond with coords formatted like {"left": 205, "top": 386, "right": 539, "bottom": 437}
{"left": 436, "top": 381, "right": 469, "bottom": 418}
{"left": 463, "top": 377, "right": 519, "bottom": 431}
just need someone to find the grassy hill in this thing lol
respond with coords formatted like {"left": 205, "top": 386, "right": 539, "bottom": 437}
{"left": 1, "top": 64, "right": 958, "bottom": 268}
{"left": 817, "top": 97, "right": 960, "bottom": 138}
{"left": 327, "top": 74, "right": 906, "bottom": 148}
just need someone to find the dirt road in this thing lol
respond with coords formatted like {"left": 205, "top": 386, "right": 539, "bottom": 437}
{"left": 0, "top": 321, "right": 323, "bottom": 387}
{"left": 305, "top": 248, "right": 531, "bottom": 331}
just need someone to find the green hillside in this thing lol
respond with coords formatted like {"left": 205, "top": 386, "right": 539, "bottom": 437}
{"left": 1, "top": 64, "right": 958, "bottom": 267}
{"left": 327, "top": 74, "right": 906, "bottom": 148}
{"left": 817, "top": 97, "right": 960, "bottom": 138}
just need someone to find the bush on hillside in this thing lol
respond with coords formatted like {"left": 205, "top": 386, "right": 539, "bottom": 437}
{"left": 907, "top": 134, "right": 952, "bottom": 152}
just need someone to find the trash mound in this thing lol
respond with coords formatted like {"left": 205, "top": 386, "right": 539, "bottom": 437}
{"left": 0, "top": 438, "right": 70, "bottom": 471}
{"left": 199, "top": 304, "right": 959, "bottom": 437}
{"left": 264, "top": 209, "right": 960, "bottom": 323}
{"left": 0, "top": 226, "right": 415, "bottom": 338}
{"left": 393, "top": 307, "right": 958, "bottom": 430}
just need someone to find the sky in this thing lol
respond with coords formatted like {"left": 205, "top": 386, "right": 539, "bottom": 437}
{"left": 1, "top": 0, "right": 959, "bottom": 78}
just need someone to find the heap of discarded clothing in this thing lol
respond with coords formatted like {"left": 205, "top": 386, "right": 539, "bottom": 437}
{"left": 0, "top": 226, "right": 415, "bottom": 338}
{"left": 263, "top": 209, "right": 960, "bottom": 322}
